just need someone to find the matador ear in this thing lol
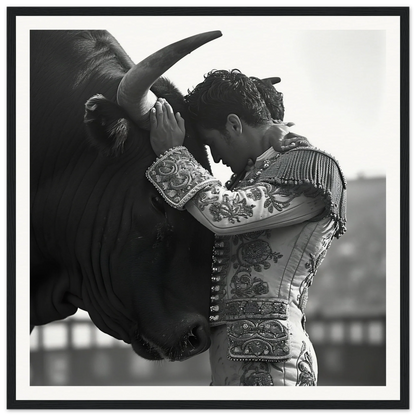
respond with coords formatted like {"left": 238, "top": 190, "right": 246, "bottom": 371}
{"left": 84, "top": 94, "right": 132, "bottom": 156}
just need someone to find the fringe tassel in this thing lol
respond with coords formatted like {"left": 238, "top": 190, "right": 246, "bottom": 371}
{"left": 260, "top": 148, "right": 347, "bottom": 238}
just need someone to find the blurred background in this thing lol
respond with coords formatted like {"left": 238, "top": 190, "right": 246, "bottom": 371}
{"left": 29, "top": 16, "right": 391, "bottom": 386}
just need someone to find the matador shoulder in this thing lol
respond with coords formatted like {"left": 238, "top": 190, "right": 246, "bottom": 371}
{"left": 259, "top": 147, "right": 347, "bottom": 238}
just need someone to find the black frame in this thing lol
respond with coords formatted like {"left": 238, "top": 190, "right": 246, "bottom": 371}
{"left": 7, "top": 6, "right": 409, "bottom": 410}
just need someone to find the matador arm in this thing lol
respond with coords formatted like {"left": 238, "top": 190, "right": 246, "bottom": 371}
{"left": 146, "top": 146, "right": 326, "bottom": 236}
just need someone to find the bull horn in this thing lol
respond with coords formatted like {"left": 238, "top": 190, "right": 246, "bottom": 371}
{"left": 117, "top": 30, "right": 222, "bottom": 129}
{"left": 262, "top": 77, "right": 281, "bottom": 85}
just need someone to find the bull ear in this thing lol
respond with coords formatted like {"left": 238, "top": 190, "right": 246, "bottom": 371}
{"left": 262, "top": 77, "right": 281, "bottom": 85}
{"left": 84, "top": 94, "right": 131, "bottom": 156}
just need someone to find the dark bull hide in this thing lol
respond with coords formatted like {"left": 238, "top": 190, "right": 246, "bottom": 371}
{"left": 30, "top": 30, "right": 221, "bottom": 361}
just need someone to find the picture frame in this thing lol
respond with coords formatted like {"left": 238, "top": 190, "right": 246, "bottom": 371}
{"left": 6, "top": 6, "right": 409, "bottom": 410}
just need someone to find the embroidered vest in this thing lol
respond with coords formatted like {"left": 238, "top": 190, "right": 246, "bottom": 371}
{"left": 209, "top": 147, "right": 346, "bottom": 362}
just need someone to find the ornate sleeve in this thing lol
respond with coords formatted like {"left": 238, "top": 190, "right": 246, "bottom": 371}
{"left": 186, "top": 181, "right": 325, "bottom": 235}
{"left": 146, "top": 146, "right": 326, "bottom": 235}
{"left": 146, "top": 146, "right": 220, "bottom": 210}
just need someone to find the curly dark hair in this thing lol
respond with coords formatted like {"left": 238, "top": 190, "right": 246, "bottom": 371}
{"left": 185, "top": 69, "right": 284, "bottom": 132}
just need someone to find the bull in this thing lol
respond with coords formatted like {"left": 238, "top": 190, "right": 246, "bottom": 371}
{"left": 30, "top": 30, "right": 221, "bottom": 361}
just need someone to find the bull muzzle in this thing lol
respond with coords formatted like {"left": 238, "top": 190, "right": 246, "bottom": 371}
{"left": 117, "top": 30, "right": 222, "bottom": 129}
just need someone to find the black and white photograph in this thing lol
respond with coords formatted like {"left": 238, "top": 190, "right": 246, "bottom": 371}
{"left": 6, "top": 4, "right": 409, "bottom": 411}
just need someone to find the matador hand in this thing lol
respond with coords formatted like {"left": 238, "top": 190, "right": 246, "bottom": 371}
{"left": 150, "top": 98, "right": 186, "bottom": 156}
{"left": 265, "top": 120, "right": 311, "bottom": 153}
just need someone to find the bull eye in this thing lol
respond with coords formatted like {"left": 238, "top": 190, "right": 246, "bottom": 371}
{"left": 151, "top": 195, "right": 166, "bottom": 214}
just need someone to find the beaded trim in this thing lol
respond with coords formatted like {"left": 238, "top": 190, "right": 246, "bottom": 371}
{"left": 146, "top": 146, "right": 220, "bottom": 209}
{"left": 209, "top": 236, "right": 231, "bottom": 326}
{"left": 225, "top": 298, "right": 288, "bottom": 321}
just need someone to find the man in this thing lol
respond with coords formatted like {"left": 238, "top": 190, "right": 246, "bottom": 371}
{"left": 146, "top": 69, "right": 346, "bottom": 386}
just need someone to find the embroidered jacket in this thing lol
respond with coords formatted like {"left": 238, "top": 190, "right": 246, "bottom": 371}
{"left": 146, "top": 145, "right": 346, "bottom": 385}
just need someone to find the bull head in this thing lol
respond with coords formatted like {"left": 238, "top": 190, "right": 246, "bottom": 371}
{"left": 30, "top": 30, "right": 221, "bottom": 362}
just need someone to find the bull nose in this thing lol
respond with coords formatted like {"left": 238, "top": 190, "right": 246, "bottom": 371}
{"left": 175, "top": 324, "right": 211, "bottom": 362}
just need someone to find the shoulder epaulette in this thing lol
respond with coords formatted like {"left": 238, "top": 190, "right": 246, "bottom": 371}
{"left": 259, "top": 147, "right": 347, "bottom": 238}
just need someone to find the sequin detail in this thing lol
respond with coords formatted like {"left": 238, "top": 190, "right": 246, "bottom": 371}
{"left": 195, "top": 187, "right": 256, "bottom": 224}
{"left": 296, "top": 341, "right": 317, "bottom": 386}
{"left": 227, "top": 318, "right": 291, "bottom": 362}
{"left": 146, "top": 146, "right": 219, "bottom": 209}
{"left": 240, "top": 361, "right": 274, "bottom": 386}
{"left": 225, "top": 299, "right": 288, "bottom": 321}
